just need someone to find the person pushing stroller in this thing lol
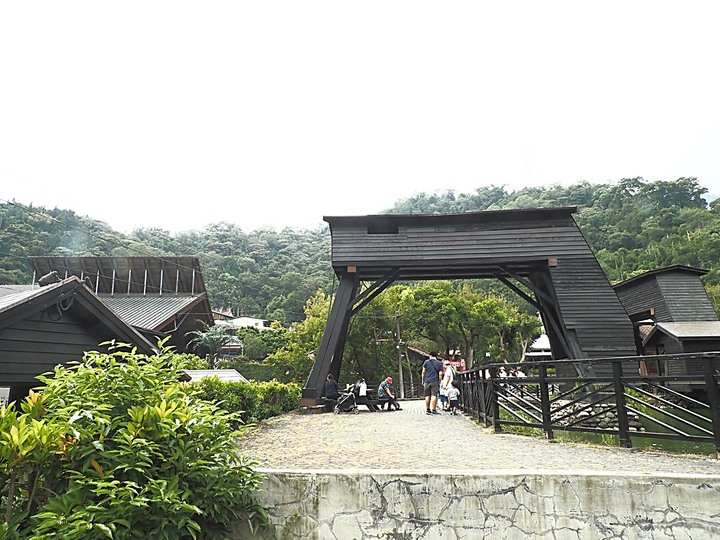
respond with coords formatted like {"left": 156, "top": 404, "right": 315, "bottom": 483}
{"left": 377, "top": 377, "right": 401, "bottom": 411}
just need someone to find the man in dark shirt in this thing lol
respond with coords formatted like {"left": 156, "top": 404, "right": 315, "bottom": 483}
{"left": 421, "top": 352, "right": 444, "bottom": 415}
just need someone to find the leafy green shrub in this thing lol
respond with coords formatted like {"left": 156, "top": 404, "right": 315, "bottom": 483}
{"left": 194, "top": 379, "right": 301, "bottom": 424}
{"left": 0, "top": 343, "right": 271, "bottom": 539}
{"left": 169, "top": 352, "right": 211, "bottom": 370}
{"left": 218, "top": 359, "right": 287, "bottom": 382}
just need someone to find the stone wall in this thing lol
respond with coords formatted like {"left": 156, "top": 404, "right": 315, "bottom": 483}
{"left": 250, "top": 469, "right": 720, "bottom": 539}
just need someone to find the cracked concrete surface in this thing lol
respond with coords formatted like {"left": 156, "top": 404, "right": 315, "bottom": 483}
{"left": 238, "top": 400, "right": 720, "bottom": 539}
{"left": 256, "top": 472, "right": 720, "bottom": 539}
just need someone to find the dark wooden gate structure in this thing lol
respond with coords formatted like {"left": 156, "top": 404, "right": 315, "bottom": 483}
{"left": 301, "top": 207, "right": 636, "bottom": 405}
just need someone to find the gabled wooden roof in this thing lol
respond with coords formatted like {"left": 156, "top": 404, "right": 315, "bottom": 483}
{"left": 0, "top": 277, "right": 157, "bottom": 355}
{"left": 643, "top": 321, "right": 720, "bottom": 345}
{"left": 614, "top": 265, "right": 708, "bottom": 290}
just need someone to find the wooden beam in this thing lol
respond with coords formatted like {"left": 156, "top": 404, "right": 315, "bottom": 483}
{"left": 350, "top": 269, "right": 400, "bottom": 316}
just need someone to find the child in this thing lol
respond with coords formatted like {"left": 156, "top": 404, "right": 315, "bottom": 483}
{"left": 438, "top": 380, "right": 448, "bottom": 411}
{"left": 447, "top": 380, "right": 460, "bottom": 415}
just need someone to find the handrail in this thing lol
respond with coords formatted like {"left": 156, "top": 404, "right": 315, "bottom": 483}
{"left": 458, "top": 352, "right": 720, "bottom": 457}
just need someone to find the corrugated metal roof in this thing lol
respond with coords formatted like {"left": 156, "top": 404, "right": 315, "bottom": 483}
{"left": 654, "top": 321, "right": 720, "bottom": 339}
{"left": 0, "top": 284, "right": 37, "bottom": 299}
{"left": 0, "top": 285, "right": 54, "bottom": 312}
{"left": 100, "top": 295, "right": 205, "bottom": 330}
{"left": 181, "top": 369, "right": 248, "bottom": 383}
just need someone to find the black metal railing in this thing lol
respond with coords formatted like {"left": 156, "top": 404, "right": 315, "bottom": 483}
{"left": 458, "top": 352, "right": 720, "bottom": 456}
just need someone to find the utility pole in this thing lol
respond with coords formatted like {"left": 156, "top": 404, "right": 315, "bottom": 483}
{"left": 396, "top": 313, "right": 405, "bottom": 398}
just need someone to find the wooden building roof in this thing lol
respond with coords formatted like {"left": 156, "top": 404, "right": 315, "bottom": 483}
{"left": 645, "top": 321, "right": 720, "bottom": 344}
{"left": 614, "top": 265, "right": 717, "bottom": 323}
{"left": 26, "top": 257, "right": 214, "bottom": 353}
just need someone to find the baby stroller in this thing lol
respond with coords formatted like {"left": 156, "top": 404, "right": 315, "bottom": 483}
{"left": 333, "top": 389, "right": 359, "bottom": 414}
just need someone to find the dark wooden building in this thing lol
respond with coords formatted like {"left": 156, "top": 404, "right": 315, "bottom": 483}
{"left": 0, "top": 277, "right": 156, "bottom": 402}
{"left": 28, "top": 257, "right": 215, "bottom": 353}
{"left": 302, "top": 207, "right": 636, "bottom": 404}
{"left": 614, "top": 265, "right": 720, "bottom": 383}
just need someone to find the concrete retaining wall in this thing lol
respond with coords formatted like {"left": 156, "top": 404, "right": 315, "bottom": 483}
{"left": 252, "top": 469, "right": 720, "bottom": 539}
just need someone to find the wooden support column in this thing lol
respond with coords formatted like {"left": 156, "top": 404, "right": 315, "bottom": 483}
{"left": 301, "top": 271, "right": 358, "bottom": 406}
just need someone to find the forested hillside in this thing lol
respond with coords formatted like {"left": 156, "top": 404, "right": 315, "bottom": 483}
{"left": 2, "top": 177, "right": 720, "bottom": 324}
{"left": 386, "top": 177, "right": 720, "bottom": 287}
{"left": 0, "top": 203, "right": 332, "bottom": 323}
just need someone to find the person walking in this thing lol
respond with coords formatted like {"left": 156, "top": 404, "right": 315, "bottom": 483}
{"left": 422, "top": 351, "right": 444, "bottom": 415}
{"left": 440, "top": 361, "right": 456, "bottom": 411}
{"left": 377, "top": 376, "right": 401, "bottom": 411}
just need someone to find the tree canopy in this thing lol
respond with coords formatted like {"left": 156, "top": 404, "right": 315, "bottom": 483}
{"left": 3, "top": 177, "right": 720, "bottom": 384}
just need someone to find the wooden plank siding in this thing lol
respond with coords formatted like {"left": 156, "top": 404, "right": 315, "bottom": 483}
{"left": 329, "top": 223, "right": 592, "bottom": 277}
{"left": 657, "top": 273, "right": 718, "bottom": 321}
{"left": 548, "top": 258, "right": 636, "bottom": 357}
{"left": 614, "top": 266, "right": 716, "bottom": 323}
{"left": 614, "top": 278, "right": 671, "bottom": 321}
{"left": 0, "top": 311, "right": 117, "bottom": 384}
{"left": 0, "top": 277, "right": 156, "bottom": 391}
{"left": 324, "top": 208, "right": 636, "bottom": 362}
{"left": 614, "top": 267, "right": 720, "bottom": 381}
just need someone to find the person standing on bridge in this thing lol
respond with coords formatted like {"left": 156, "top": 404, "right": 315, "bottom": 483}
{"left": 422, "top": 352, "right": 444, "bottom": 415}
{"left": 447, "top": 380, "right": 460, "bottom": 415}
{"left": 440, "top": 361, "right": 456, "bottom": 412}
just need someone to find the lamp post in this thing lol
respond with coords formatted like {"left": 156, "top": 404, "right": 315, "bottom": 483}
{"left": 396, "top": 313, "right": 405, "bottom": 399}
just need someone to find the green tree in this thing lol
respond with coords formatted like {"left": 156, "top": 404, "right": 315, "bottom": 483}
{"left": 265, "top": 290, "right": 332, "bottom": 383}
{"left": 186, "top": 322, "right": 235, "bottom": 368}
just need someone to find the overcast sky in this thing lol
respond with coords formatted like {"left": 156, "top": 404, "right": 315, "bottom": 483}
{"left": 1, "top": 2, "right": 718, "bottom": 234}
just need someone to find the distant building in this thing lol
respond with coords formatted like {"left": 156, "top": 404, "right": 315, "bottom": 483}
{"left": 613, "top": 265, "right": 720, "bottom": 387}
{"left": 216, "top": 316, "right": 274, "bottom": 331}
{"left": 180, "top": 369, "right": 249, "bottom": 383}
{"left": 525, "top": 334, "right": 552, "bottom": 361}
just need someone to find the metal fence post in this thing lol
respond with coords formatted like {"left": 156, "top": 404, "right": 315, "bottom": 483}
{"left": 612, "top": 360, "right": 632, "bottom": 448}
{"left": 475, "top": 371, "right": 486, "bottom": 425}
{"left": 488, "top": 367, "right": 501, "bottom": 433}
{"left": 539, "top": 364, "right": 554, "bottom": 440}
{"left": 703, "top": 356, "right": 720, "bottom": 458}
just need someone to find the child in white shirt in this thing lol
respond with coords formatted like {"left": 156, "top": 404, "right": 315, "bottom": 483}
{"left": 447, "top": 381, "right": 460, "bottom": 415}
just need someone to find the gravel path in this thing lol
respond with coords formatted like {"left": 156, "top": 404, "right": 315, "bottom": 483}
{"left": 237, "top": 399, "right": 720, "bottom": 475}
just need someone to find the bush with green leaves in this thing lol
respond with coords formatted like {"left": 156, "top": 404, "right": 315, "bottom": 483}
{"left": 0, "top": 343, "right": 271, "bottom": 539}
{"left": 194, "top": 379, "right": 301, "bottom": 424}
